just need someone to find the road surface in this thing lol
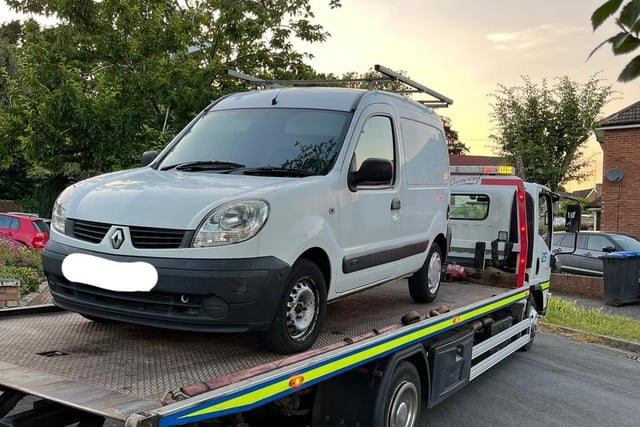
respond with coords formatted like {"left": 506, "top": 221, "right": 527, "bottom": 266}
{"left": 421, "top": 332, "right": 640, "bottom": 427}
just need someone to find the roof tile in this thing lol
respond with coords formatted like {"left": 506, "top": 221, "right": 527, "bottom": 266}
{"left": 598, "top": 100, "right": 640, "bottom": 127}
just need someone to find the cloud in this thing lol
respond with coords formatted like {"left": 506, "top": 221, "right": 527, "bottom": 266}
{"left": 486, "top": 24, "right": 586, "bottom": 51}
{"left": 486, "top": 33, "right": 519, "bottom": 43}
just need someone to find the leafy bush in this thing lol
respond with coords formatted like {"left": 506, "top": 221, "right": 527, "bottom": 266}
{"left": 0, "top": 238, "right": 45, "bottom": 295}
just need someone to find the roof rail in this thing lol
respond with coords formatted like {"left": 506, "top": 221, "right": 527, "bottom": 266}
{"left": 226, "top": 64, "right": 453, "bottom": 108}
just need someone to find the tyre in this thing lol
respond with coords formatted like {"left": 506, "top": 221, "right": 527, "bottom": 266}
{"left": 259, "top": 259, "right": 327, "bottom": 354}
{"left": 520, "top": 298, "right": 538, "bottom": 352}
{"left": 383, "top": 361, "right": 421, "bottom": 427}
{"left": 408, "top": 243, "right": 442, "bottom": 303}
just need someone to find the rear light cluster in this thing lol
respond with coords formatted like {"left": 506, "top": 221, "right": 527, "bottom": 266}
{"left": 32, "top": 232, "right": 48, "bottom": 249}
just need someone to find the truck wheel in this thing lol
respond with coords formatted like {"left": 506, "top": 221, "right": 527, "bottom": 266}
{"left": 259, "top": 259, "right": 327, "bottom": 354}
{"left": 520, "top": 298, "right": 538, "bottom": 352}
{"left": 408, "top": 243, "right": 442, "bottom": 303}
{"left": 383, "top": 361, "right": 421, "bottom": 427}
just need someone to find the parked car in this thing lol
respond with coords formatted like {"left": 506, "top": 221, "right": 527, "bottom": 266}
{"left": 552, "top": 231, "right": 640, "bottom": 276}
{"left": 0, "top": 213, "right": 50, "bottom": 249}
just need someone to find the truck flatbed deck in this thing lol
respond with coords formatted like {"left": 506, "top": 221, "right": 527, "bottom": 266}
{"left": 0, "top": 280, "right": 507, "bottom": 422}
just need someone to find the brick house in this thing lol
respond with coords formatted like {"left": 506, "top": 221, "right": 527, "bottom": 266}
{"left": 566, "top": 184, "right": 600, "bottom": 230}
{"left": 594, "top": 100, "right": 640, "bottom": 235}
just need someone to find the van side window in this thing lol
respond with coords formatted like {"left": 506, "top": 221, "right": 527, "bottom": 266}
{"left": 353, "top": 116, "right": 394, "bottom": 184}
{"left": 400, "top": 118, "right": 447, "bottom": 185}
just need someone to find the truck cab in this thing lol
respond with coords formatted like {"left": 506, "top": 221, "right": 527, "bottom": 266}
{"left": 448, "top": 165, "right": 557, "bottom": 311}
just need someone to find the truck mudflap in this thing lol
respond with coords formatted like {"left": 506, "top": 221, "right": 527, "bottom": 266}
{"left": 144, "top": 287, "right": 533, "bottom": 427}
{"left": 529, "top": 280, "right": 550, "bottom": 315}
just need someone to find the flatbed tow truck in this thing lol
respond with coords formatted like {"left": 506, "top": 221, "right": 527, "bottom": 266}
{"left": 0, "top": 170, "right": 578, "bottom": 427}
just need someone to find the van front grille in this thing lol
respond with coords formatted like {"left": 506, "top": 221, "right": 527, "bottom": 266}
{"left": 70, "top": 219, "right": 188, "bottom": 248}
{"left": 71, "top": 220, "right": 110, "bottom": 243}
{"left": 129, "top": 226, "right": 186, "bottom": 249}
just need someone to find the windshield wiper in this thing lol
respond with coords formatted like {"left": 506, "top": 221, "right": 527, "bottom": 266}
{"left": 160, "top": 161, "right": 246, "bottom": 171}
{"left": 239, "top": 167, "right": 316, "bottom": 177}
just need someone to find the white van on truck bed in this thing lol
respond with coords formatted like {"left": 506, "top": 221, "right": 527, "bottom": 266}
{"left": 41, "top": 66, "right": 451, "bottom": 354}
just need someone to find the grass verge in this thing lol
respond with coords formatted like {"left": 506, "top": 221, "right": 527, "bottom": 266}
{"left": 543, "top": 296, "right": 640, "bottom": 345}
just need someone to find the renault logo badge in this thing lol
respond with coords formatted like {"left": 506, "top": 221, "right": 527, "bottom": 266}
{"left": 110, "top": 228, "right": 125, "bottom": 249}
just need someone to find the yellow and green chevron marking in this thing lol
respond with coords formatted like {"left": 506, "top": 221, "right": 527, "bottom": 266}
{"left": 172, "top": 288, "right": 532, "bottom": 424}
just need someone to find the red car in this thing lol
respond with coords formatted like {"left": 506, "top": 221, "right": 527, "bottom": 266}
{"left": 0, "top": 213, "right": 50, "bottom": 249}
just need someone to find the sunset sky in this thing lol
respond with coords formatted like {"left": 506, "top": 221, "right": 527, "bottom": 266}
{"left": 295, "top": 0, "right": 640, "bottom": 190}
{"left": 2, "top": 0, "right": 639, "bottom": 190}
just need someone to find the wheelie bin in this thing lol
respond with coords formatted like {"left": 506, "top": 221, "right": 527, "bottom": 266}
{"left": 601, "top": 251, "right": 640, "bottom": 307}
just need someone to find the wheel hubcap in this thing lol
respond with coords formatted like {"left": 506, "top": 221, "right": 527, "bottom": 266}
{"left": 286, "top": 278, "right": 318, "bottom": 341}
{"left": 388, "top": 382, "right": 418, "bottom": 427}
{"left": 427, "top": 251, "right": 441, "bottom": 293}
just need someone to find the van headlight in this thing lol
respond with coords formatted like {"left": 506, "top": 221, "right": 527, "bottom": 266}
{"left": 52, "top": 185, "right": 76, "bottom": 234}
{"left": 192, "top": 200, "right": 269, "bottom": 247}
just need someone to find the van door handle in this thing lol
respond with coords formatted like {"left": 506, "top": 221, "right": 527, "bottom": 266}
{"left": 391, "top": 198, "right": 401, "bottom": 210}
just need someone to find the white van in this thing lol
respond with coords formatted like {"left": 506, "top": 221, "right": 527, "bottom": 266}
{"left": 42, "top": 73, "right": 451, "bottom": 353}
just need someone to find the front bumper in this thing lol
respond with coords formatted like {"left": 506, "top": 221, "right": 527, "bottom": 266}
{"left": 42, "top": 240, "right": 291, "bottom": 332}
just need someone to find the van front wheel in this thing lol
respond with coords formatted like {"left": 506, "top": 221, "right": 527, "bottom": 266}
{"left": 259, "top": 259, "right": 327, "bottom": 354}
{"left": 408, "top": 243, "right": 442, "bottom": 303}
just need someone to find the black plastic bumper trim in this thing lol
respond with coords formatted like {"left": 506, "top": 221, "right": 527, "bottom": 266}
{"left": 42, "top": 240, "right": 291, "bottom": 332}
{"left": 342, "top": 240, "right": 429, "bottom": 274}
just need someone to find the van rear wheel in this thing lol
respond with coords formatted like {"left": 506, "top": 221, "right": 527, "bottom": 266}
{"left": 259, "top": 259, "right": 327, "bottom": 354}
{"left": 408, "top": 243, "right": 442, "bottom": 303}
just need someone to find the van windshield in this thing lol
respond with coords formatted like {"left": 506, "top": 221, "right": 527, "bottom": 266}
{"left": 158, "top": 108, "right": 351, "bottom": 176}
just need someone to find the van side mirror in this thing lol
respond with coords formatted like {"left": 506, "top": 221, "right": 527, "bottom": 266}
{"left": 564, "top": 203, "right": 581, "bottom": 233}
{"left": 602, "top": 246, "right": 616, "bottom": 253}
{"left": 348, "top": 158, "right": 393, "bottom": 190}
{"left": 141, "top": 151, "right": 159, "bottom": 166}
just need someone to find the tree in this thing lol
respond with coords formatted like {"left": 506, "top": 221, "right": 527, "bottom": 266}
{"left": 590, "top": 0, "right": 640, "bottom": 82}
{"left": 489, "top": 75, "right": 613, "bottom": 191}
{"left": 1, "top": 0, "right": 341, "bottom": 174}
{"left": 0, "top": 20, "right": 35, "bottom": 206}
{"left": 0, "top": 20, "right": 20, "bottom": 110}
{"left": 441, "top": 116, "right": 469, "bottom": 155}
{"left": 0, "top": 0, "right": 341, "bottom": 212}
